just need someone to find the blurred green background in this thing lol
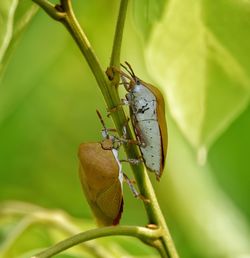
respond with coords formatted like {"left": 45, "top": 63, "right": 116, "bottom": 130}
{"left": 0, "top": 1, "right": 250, "bottom": 258}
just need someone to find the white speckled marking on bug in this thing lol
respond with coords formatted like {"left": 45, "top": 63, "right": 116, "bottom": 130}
{"left": 126, "top": 82, "right": 162, "bottom": 174}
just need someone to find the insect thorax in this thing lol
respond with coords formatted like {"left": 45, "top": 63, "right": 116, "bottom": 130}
{"left": 127, "top": 84, "right": 157, "bottom": 121}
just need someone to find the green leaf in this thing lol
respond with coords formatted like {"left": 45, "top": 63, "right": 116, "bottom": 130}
{"left": 132, "top": 0, "right": 168, "bottom": 42}
{"left": 142, "top": 0, "right": 250, "bottom": 155}
{"left": 0, "top": 0, "right": 38, "bottom": 77}
{"left": 158, "top": 111, "right": 250, "bottom": 258}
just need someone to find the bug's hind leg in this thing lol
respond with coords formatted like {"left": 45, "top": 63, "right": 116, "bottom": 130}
{"left": 119, "top": 156, "right": 143, "bottom": 165}
{"left": 123, "top": 173, "right": 150, "bottom": 203}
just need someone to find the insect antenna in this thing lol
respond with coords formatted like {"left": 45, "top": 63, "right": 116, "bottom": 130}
{"left": 96, "top": 110, "right": 110, "bottom": 139}
{"left": 124, "top": 61, "right": 136, "bottom": 77}
{"left": 120, "top": 62, "right": 136, "bottom": 80}
{"left": 96, "top": 110, "right": 121, "bottom": 145}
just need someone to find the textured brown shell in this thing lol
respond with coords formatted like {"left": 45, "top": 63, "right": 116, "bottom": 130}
{"left": 78, "top": 142, "right": 123, "bottom": 226}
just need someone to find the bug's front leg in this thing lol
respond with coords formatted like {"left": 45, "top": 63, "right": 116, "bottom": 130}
{"left": 107, "top": 99, "right": 130, "bottom": 117}
{"left": 106, "top": 66, "right": 135, "bottom": 91}
{"left": 120, "top": 74, "right": 134, "bottom": 92}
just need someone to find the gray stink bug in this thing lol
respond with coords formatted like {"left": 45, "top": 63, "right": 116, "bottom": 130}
{"left": 118, "top": 62, "right": 168, "bottom": 180}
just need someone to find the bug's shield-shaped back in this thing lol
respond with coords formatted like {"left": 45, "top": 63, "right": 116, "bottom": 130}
{"left": 78, "top": 142, "right": 123, "bottom": 226}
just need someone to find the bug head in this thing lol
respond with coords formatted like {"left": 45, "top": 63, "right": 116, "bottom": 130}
{"left": 96, "top": 110, "right": 121, "bottom": 149}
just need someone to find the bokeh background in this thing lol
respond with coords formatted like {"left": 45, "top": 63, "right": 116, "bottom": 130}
{"left": 0, "top": 1, "right": 250, "bottom": 258}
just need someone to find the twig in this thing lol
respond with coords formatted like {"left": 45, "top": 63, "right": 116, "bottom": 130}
{"left": 32, "top": 0, "right": 65, "bottom": 20}
{"left": 31, "top": 226, "right": 162, "bottom": 258}
{"left": 110, "top": 0, "right": 129, "bottom": 67}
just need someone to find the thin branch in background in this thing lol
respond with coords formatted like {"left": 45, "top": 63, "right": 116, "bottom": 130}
{"left": 0, "top": 201, "right": 112, "bottom": 258}
{"left": 0, "top": 216, "right": 34, "bottom": 257}
{"left": 32, "top": 0, "right": 65, "bottom": 20}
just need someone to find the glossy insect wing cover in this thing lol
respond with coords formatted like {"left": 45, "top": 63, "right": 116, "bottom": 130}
{"left": 78, "top": 142, "right": 123, "bottom": 226}
{"left": 127, "top": 80, "right": 168, "bottom": 179}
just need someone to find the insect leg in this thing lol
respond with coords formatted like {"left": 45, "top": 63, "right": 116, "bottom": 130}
{"left": 131, "top": 118, "right": 147, "bottom": 147}
{"left": 106, "top": 65, "right": 135, "bottom": 91}
{"left": 119, "top": 157, "right": 143, "bottom": 165}
{"left": 119, "top": 121, "right": 142, "bottom": 146}
{"left": 107, "top": 99, "right": 130, "bottom": 117}
{"left": 123, "top": 173, "right": 150, "bottom": 203}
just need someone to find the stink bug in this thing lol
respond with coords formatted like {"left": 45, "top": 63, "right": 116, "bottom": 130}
{"left": 78, "top": 111, "right": 146, "bottom": 226}
{"left": 116, "top": 62, "right": 168, "bottom": 180}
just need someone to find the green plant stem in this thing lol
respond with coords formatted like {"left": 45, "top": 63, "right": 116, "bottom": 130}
{"left": 59, "top": 0, "right": 127, "bottom": 131}
{"left": 32, "top": 0, "right": 64, "bottom": 20}
{"left": 110, "top": 0, "right": 129, "bottom": 67}
{"left": 32, "top": 0, "right": 179, "bottom": 257}
{"left": 31, "top": 226, "right": 162, "bottom": 258}
{"left": 60, "top": 0, "right": 110, "bottom": 99}
{"left": 108, "top": 1, "right": 178, "bottom": 256}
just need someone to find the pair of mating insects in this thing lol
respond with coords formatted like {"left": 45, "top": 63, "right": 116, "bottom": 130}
{"left": 78, "top": 63, "right": 168, "bottom": 226}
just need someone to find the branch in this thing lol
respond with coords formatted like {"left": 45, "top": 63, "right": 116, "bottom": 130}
{"left": 32, "top": 0, "right": 65, "bottom": 20}
{"left": 31, "top": 226, "right": 162, "bottom": 258}
{"left": 110, "top": 0, "right": 129, "bottom": 67}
